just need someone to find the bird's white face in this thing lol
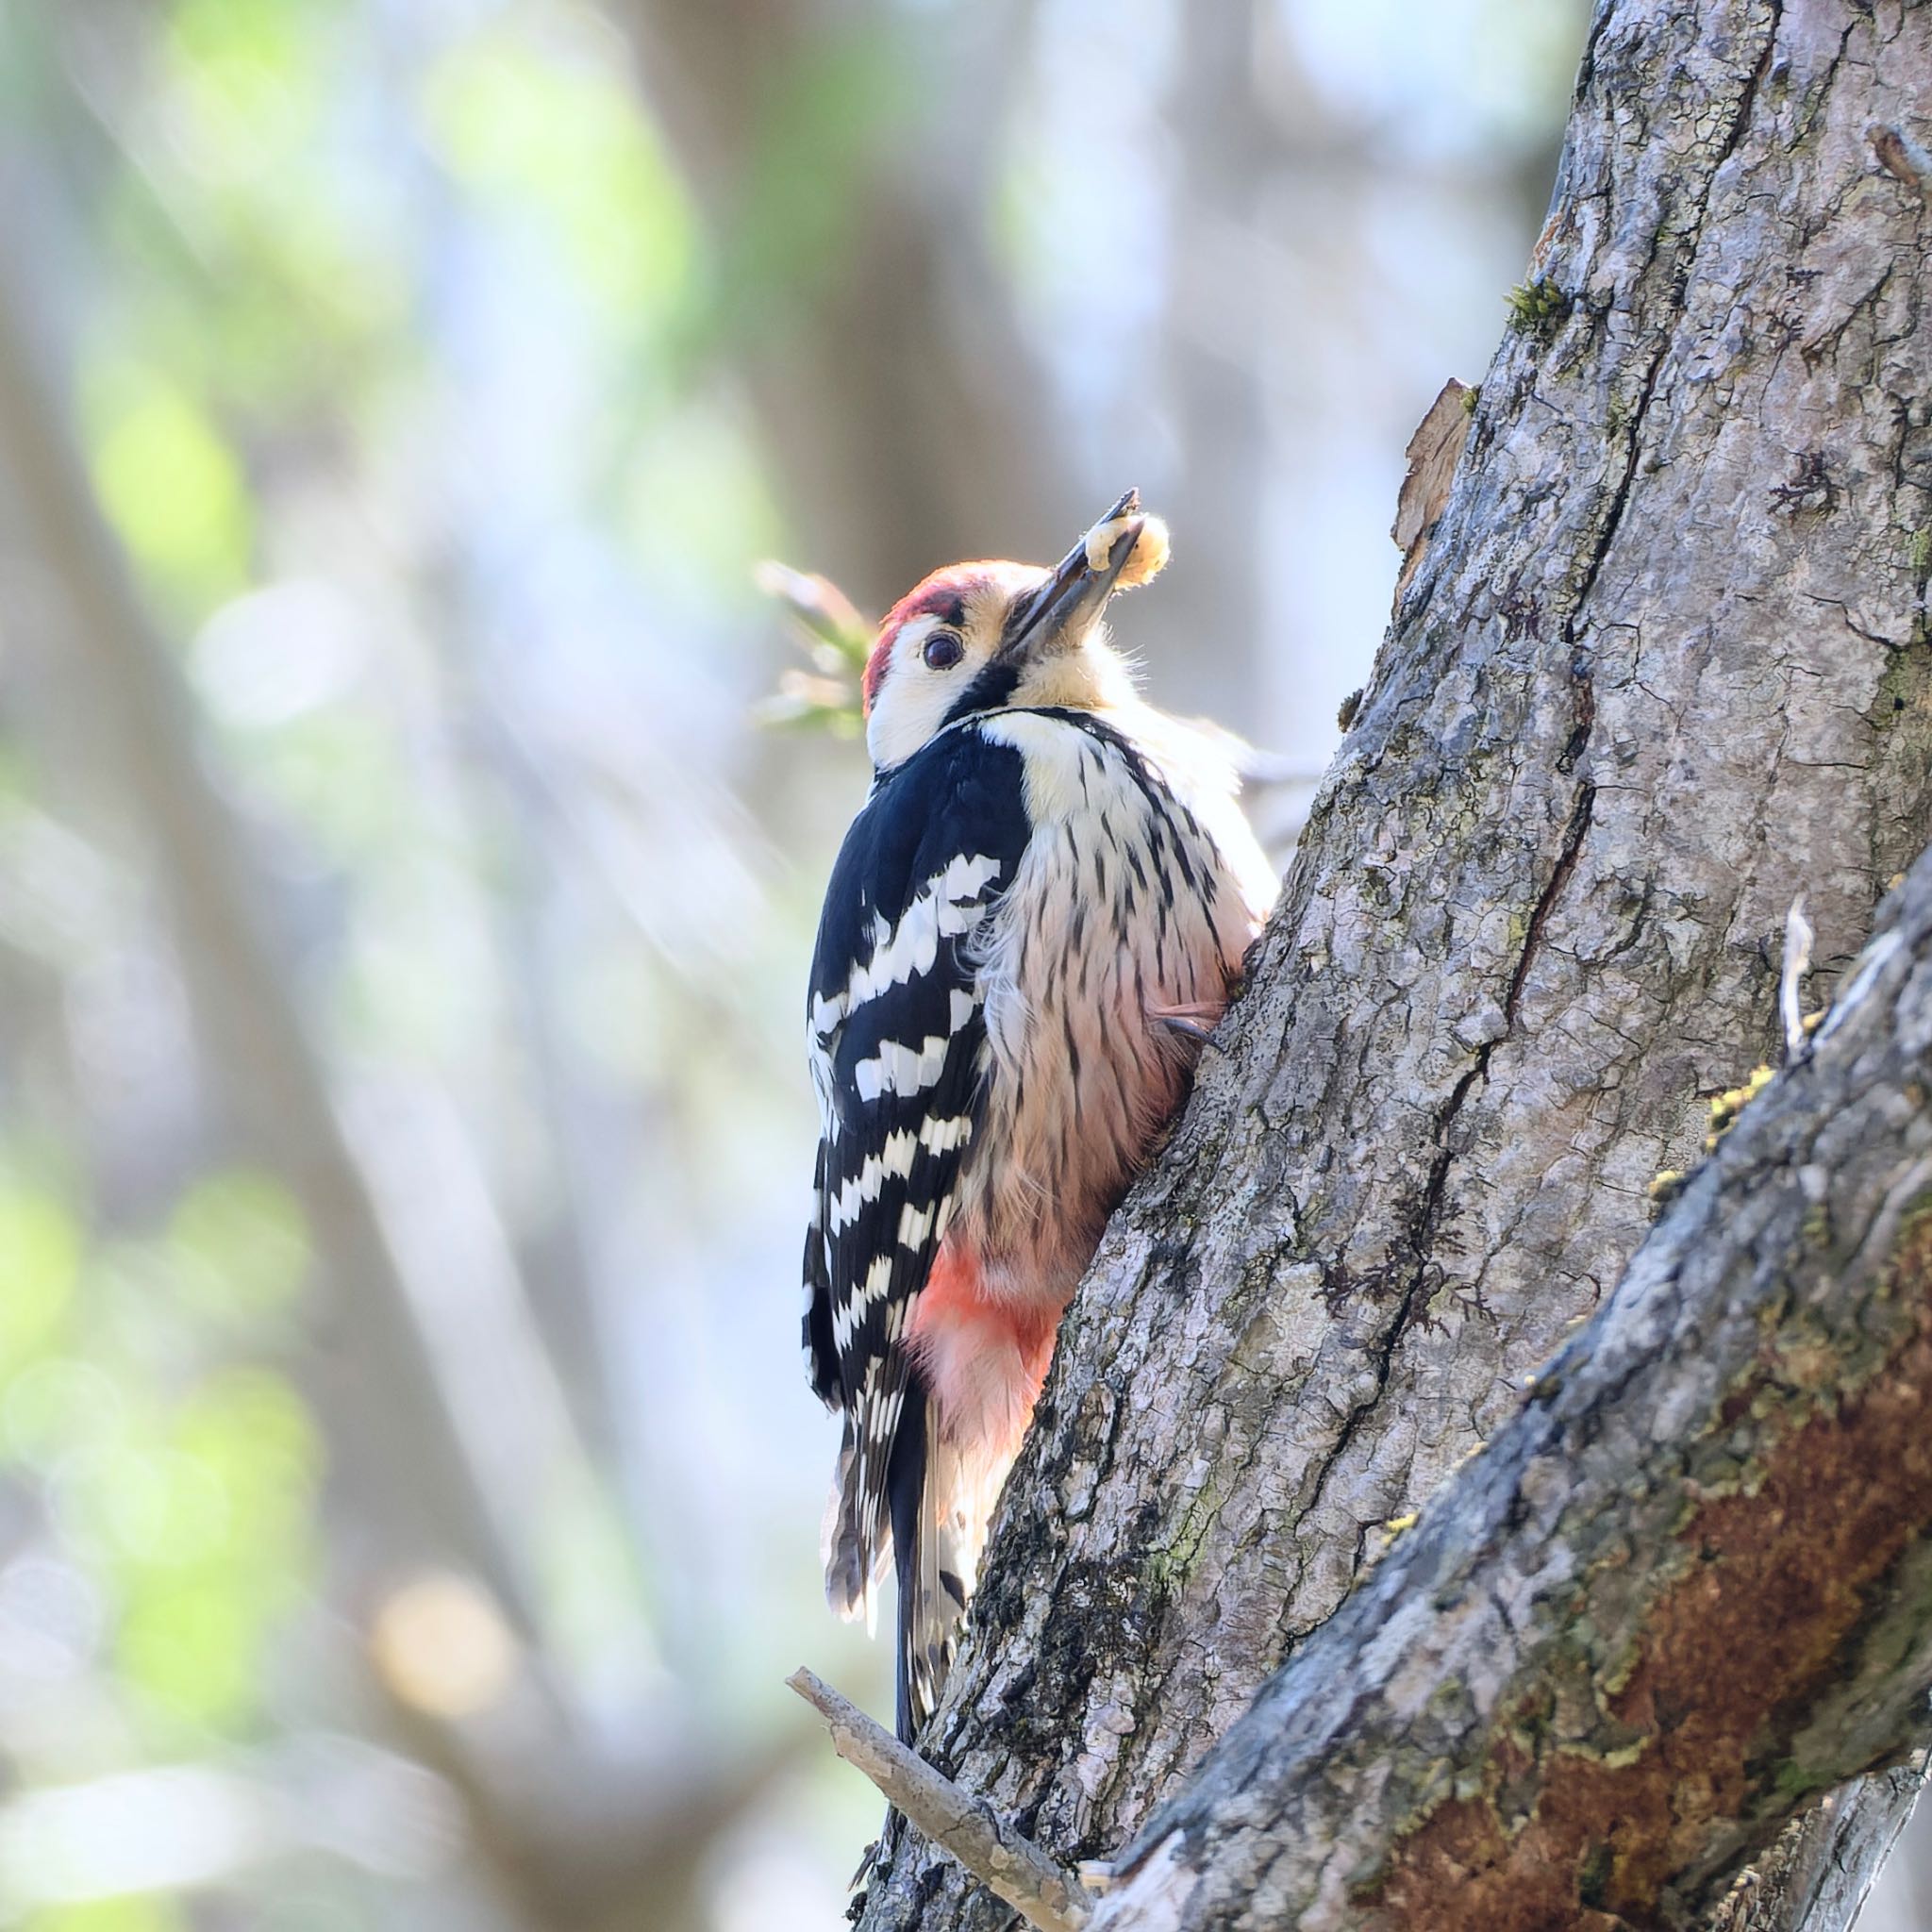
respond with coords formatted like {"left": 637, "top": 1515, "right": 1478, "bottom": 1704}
{"left": 862, "top": 564, "right": 1040, "bottom": 772}
{"left": 862, "top": 505, "right": 1162, "bottom": 772}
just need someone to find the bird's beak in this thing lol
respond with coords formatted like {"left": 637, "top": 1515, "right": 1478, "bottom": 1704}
{"left": 998, "top": 490, "right": 1144, "bottom": 662}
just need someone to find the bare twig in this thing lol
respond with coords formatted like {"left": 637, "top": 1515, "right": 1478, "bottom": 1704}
{"left": 785, "top": 1668, "right": 1092, "bottom": 1932}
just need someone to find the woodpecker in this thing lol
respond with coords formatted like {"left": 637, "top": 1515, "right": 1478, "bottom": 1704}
{"left": 802, "top": 492, "right": 1274, "bottom": 1743}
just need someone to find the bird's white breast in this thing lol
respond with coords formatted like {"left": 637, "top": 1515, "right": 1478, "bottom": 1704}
{"left": 952, "top": 708, "right": 1271, "bottom": 1308}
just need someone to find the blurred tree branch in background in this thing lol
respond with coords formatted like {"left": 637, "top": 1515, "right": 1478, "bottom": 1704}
{"left": 0, "top": 151, "right": 803, "bottom": 1932}
{"left": 0, "top": 258, "right": 523, "bottom": 1617}
{"left": 609, "top": 0, "right": 1072, "bottom": 603}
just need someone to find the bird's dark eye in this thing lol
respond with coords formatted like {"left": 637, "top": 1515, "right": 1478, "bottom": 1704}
{"left": 923, "top": 629, "right": 964, "bottom": 671}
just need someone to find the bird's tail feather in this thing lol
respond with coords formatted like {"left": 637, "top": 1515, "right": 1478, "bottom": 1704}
{"left": 824, "top": 1389, "right": 990, "bottom": 1744}
{"left": 822, "top": 1418, "right": 886, "bottom": 1633}
{"left": 894, "top": 1404, "right": 986, "bottom": 1743}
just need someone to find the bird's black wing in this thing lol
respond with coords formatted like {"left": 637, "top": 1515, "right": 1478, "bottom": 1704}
{"left": 803, "top": 722, "right": 1029, "bottom": 1616}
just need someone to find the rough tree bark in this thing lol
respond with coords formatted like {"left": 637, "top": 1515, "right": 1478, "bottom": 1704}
{"left": 1084, "top": 846, "right": 1932, "bottom": 1925}
{"left": 855, "top": 0, "right": 1932, "bottom": 1925}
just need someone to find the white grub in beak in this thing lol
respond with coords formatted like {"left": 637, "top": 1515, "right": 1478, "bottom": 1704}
{"left": 1001, "top": 494, "right": 1173, "bottom": 668}
{"left": 1084, "top": 511, "right": 1171, "bottom": 589}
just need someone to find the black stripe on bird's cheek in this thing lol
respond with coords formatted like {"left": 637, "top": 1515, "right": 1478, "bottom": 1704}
{"left": 941, "top": 658, "right": 1020, "bottom": 730}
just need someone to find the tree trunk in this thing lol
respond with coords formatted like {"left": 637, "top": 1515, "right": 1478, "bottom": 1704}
{"left": 854, "top": 0, "right": 1932, "bottom": 1924}
{"left": 1085, "top": 842, "right": 1932, "bottom": 1926}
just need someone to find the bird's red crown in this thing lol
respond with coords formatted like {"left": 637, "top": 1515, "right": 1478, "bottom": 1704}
{"left": 862, "top": 564, "right": 1024, "bottom": 713}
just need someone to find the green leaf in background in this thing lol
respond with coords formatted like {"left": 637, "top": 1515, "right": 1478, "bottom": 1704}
{"left": 111, "top": 1370, "right": 320, "bottom": 1732}
{"left": 116, "top": 1576, "right": 264, "bottom": 1731}
{"left": 83, "top": 362, "right": 253, "bottom": 621}
{"left": 2, "top": 1359, "right": 125, "bottom": 1471}
{"left": 124, "top": 0, "right": 400, "bottom": 403}
{"left": 167, "top": 1171, "right": 310, "bottom": 1328}
{"left": 723, "top": 25, "right": 908, "bottom": 319}
{"left": 0, "top": 1181, "right": 81, "bottom": 1380}
{"left": 0, "top": 1158, "right": 324, "bottom": 1741}
{"left": 24, "top": 1899, "right": 186, "bottom": 1932}
{"left": 421, "top": 29, "right": 698, "bottom": 330}
{"left": 170, "top": 1368, "right": 322, "bottom": 1561}
{"left": 164, "top": 0, "right": 333, "bottom": 182}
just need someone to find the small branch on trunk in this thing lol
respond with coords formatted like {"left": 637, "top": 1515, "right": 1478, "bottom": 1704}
{"left": 786, "top": 1668, "right": 1093, "bottom": 1932}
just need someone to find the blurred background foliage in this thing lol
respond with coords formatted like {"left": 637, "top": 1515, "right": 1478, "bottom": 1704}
{"left": 17, "top": 3, "right": 1916, "bottom": 1930}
